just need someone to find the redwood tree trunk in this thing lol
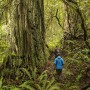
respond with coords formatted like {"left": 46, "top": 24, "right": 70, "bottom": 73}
{"left": 9, "top": 0, "right": 46, "bottom": 67}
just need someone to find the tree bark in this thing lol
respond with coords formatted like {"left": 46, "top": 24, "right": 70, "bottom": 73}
{"left": 7, "top": 0, "right": 47, "bottom": 67}
{"left": 63, "top": 0, "right": 87, "bottom": 41}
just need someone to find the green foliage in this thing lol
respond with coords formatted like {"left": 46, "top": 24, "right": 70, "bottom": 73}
{"left": 7, "top": 86, "right": 21, "bottom": 90}
{"left": 76, "top": 74, "right": 82, "bottom": 81}
{"left": 73, "top": 50, "right": 90, "bottom": 62}
{"left": 0, "top": 25, "right": 9, "bottom": 63}
{"left": 68, "top": 85, "right": 78, "bottom": 90}
{"left": 82, "top": 48, "right": 90, "bottom": 55}
{"left": 38, "top": 70, "right": 48, "bottom": 81}
{"left": 0, "top": 0, "right": 90, "bottom": 90}
{"left": 29, "top": 67, "right": 37, "bottom": 80}
{"left": 20, "top": 68, "right": 32, "bottom": 80}
{"left": 20, "top": 82, "right": 35, "bottom": 90}
{"left": 19, "top": 69, "right": 59, "bottom": 90}
{"left": 2, "top": 85, "right": 21, "bottom": 90}
{"left": 45, "top": 0, "right": 64, "bottom": 48}
{"left": 0, "top": 77, "right": 3, "bottom": 89}
{"left": 87, "top": 88, "right": 90, "bottom": 90}
{"left": 0, "top": 67, "right": 60, "bottom": 90}
{"left": 1, "top": 68, "right": 14, "bottom": 78}
{"left": 0, "top": 77, "right": 21, "bottom": 90}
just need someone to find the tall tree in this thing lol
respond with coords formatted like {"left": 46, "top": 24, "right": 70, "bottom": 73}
{"left": 7, "top": 0, "right": 47, "bottom": 67}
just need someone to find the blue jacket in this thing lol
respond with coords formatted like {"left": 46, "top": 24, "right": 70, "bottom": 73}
{"left": 54, "top": 56, "right": 64, "bottom": 69}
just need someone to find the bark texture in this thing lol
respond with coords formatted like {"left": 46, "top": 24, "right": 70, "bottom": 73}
{"left": 8, "top": 0, "right": 46, "bottom": 67}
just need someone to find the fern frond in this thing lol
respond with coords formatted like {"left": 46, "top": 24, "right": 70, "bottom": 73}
{"left": 3, "top": 85, "right": 21, "bottom": 90}
{"left": 46, "top": 81, "right": 51, "bottom": 90}
{"left": 32, "top": 67, "right": 37, "bottom": 80}
{"left": 10, "top": 87, "right": 21, "bottom": 90}
{"left": 20, "top": 68, "right": 32, "bottom": 80}
{"left": 19, "top": 80, "right": 35, "bottom": 89}
{"left": 19, "top": 80, "right": 32, "bottom": 86}
{"left": 20, "top": 84, "right": 35, "bottom": 90}
{"left": 40, "top": 70, "right": 48, "bottom": 75}
{"left": 46, "top": 78, "right": 55, "bottom": 90}
{"left": 39, "top": 74, "right": 47, "bottom": 81}
{"left": 42, "top": 78, "right": 48, "bottom": 90}
{"left": 38, "top": 70, "right": 48, "bottom": 81}
{"left": 48, "top": 85, "right": 60, "bottom": 90}
{"left": 2, "top": 85, "right": 10, "bottom": 90}
{"left": 33, "top": 84, "right": 42, "bottom": 90}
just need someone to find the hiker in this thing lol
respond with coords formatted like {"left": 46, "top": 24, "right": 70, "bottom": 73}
{"left": 54, "top": 46, "right": 60, "bottom": 58}
{"left": 54, "top": 53, "right": 64, "bottom": 81}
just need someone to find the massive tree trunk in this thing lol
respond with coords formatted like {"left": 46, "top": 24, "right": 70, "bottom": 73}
{"left": 7, "top": 0, "right": 46, "bottom": 67}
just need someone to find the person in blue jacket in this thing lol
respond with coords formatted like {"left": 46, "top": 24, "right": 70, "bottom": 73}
{"left": 54, "top": 53, "right": 64, "bottom": 81}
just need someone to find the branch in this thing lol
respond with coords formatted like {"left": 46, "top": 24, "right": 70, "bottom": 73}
{"left": 54, "top": 9, "right": 64, "bottom": 30}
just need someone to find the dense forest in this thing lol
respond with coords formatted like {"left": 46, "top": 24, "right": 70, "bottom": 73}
{"left": 0, "top": 0, "right": 90, "bottom": 90}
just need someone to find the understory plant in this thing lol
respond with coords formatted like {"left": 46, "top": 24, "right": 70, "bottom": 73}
{"left": 0, "top": 67, "right": 60, "bottom": 90}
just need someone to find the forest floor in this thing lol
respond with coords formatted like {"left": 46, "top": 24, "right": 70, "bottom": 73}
{"left": 0, "top": 41, "right": 90, "bottom": 90}
{"left": 43, "top": 59, "right": 80, "bottom": 90}
{"left": 43, "top": 49, "right": 90, "bottom": 90}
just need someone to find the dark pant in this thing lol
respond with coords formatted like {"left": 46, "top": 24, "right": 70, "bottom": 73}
{"left": 56, "top": 69, "right": 62, "bottom": 81}
{"left": 56, "top": 69, "right": 62, "bottom": 75}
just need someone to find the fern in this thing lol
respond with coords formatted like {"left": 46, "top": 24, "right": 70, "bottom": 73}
{"left": 41, "top": 78, "right": 60, "bottom": 90}
{"left": 0, "top": 68, "right": 59, "bottom": 90}
{"left": 2, "top": 85, "right": 21, "bottom": 90}
{"left": 19, "top": 80, "right": 36, "bottom": 90}
{"left": 19, "top": 80, "right": 33, "bottom": 86}
{"left": 10, "top": 87, "right": 21, "bottom": 90}
{"left": 30, "top": 67, "right": 37, "bottom": 80}
{"left": 42, "top": 78, "right": 47, "bottom": 90}
{"left": 20, "top": 84, "right": 35, "bottom": 90}
{"left": 48, "top": 85, "right": 60, "bottom": 90}
{"left": 37, "top": 71, "right": 59, "bottom": 90}
{"left": 46, "top": 78, "right": 55, "bottom": 90}
{"left": 38, "top": 70, "right": 48, "bottom": 81}
{"left": 20, "top": 68, "right": 32, "bottom": 80}
{"left": 33, "top": 84, "right": 42, "bottom": 90}
{"left": 16, "top": 69, "right": 60, "bottom": 90}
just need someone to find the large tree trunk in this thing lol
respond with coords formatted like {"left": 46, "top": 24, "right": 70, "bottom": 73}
{"left": 7, "top": 0, "right": 46, "bottom": 67}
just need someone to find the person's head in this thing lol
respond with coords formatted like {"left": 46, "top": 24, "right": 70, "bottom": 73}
{"left": 57, "top": 53, "right": 60, "bottom": 56}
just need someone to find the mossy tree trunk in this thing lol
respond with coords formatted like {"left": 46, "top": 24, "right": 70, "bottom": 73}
{"left": 63, "top": 0, "right": 87, "bottom": 41}
{"left": 7, "top": 0, "right": 46, "bottom": 67}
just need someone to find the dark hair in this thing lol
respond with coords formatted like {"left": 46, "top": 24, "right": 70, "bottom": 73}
{"left": 58, "top": 53, "right": 60, "bottom": 56}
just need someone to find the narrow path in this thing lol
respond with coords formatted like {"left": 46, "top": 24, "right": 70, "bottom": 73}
{"left": 44, "top": 52, "right": 80, "bottom": 90}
